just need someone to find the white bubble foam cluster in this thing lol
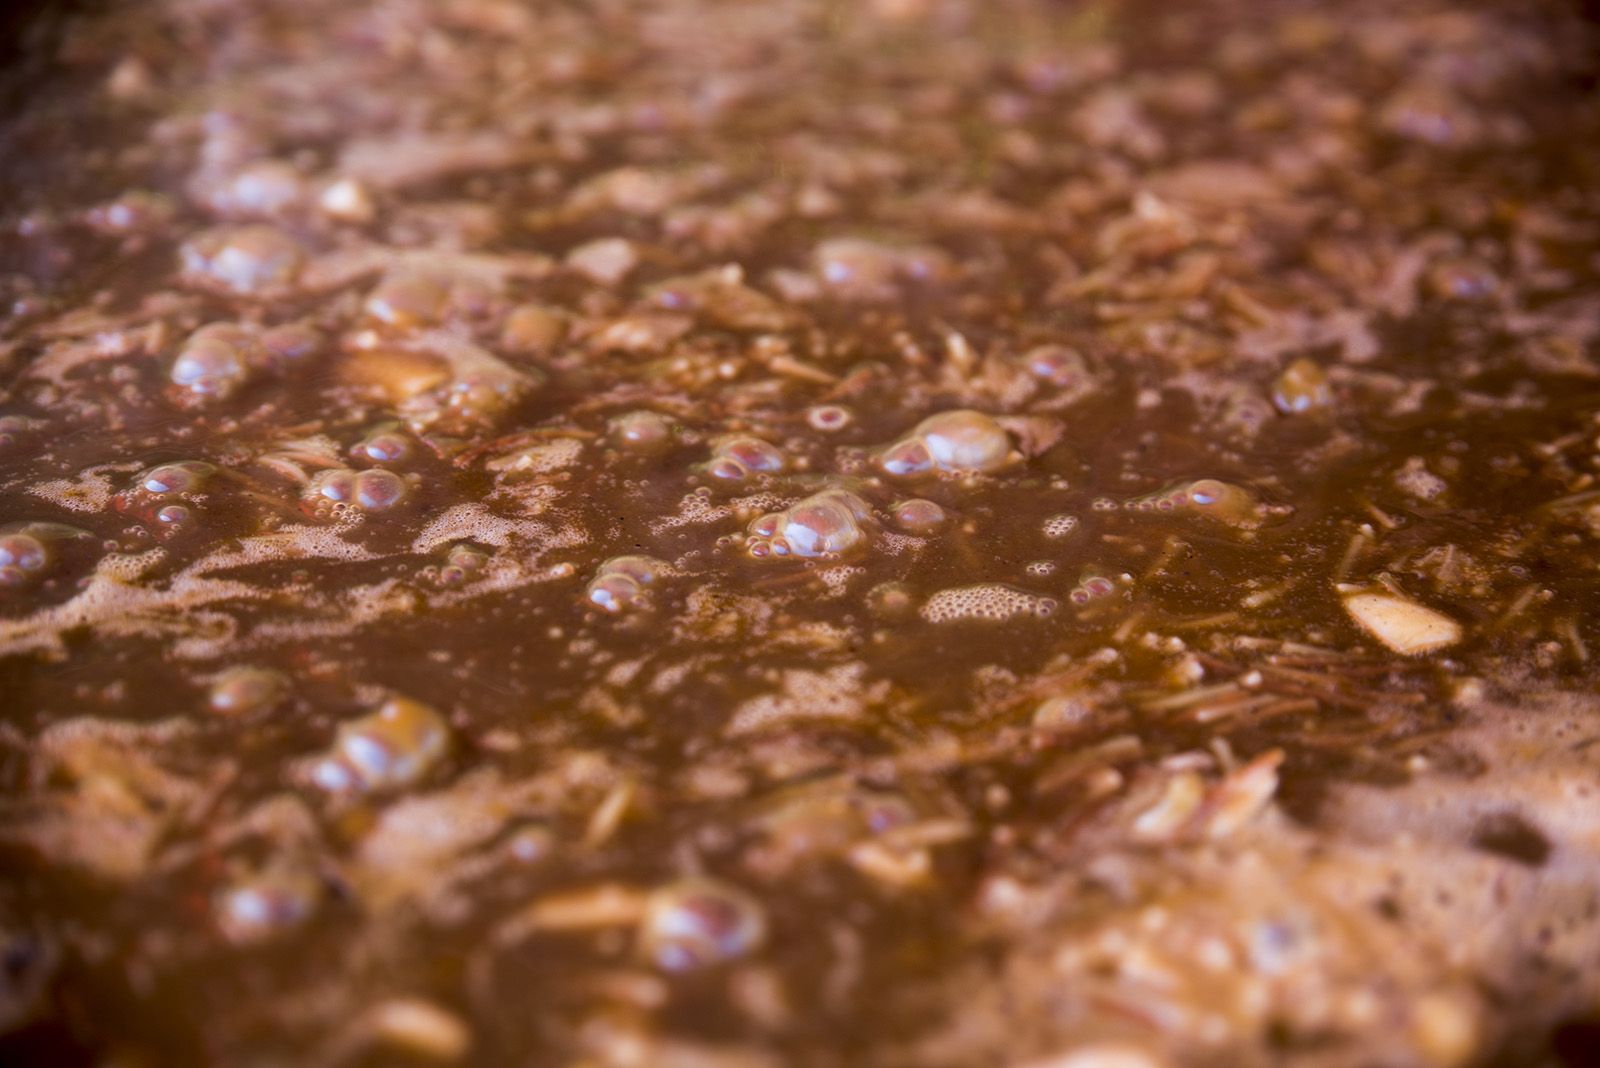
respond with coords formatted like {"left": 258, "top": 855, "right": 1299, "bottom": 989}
{"left": 1043, "top": 514, "right": 1079, "bottom": 538}
{"left": 921, "top": 583, "right": 1057, "bottom": 623}
{"left": 412, "top": 503, "right": 550, "bottom": 553}
{"left": 28, "top": 463, "right": 136, "bottom": 513}
{"left": 486, "top": 436, "right": 584, "bottom": 476}
{"left": 729, "top": 662, "right": 890, "bottom": 734}
{"left": 650, "top": 491, "right": 731, "bottom": 533}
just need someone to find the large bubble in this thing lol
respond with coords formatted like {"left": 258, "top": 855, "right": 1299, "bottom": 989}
{"left": 180, "top": 225, "right": 303, "bottom": 295}
{"left": 704, "top": 435, "right": 786, "bottom": 481}
{"left": 880, "top": 410, "right": 1012, "bottom": 476}
{"left": 638, "top": 876, "right": 767, "bottom": 972}
{"left": 309, "top": 696, "right": 451, "bottom": 795}
{"left": 171, "top": 324, "right": 258, "bottom": 400}
{"left": 747, "top": 489, "right": 871, "bottom": 559}
{"left": 586, "top": 555, "right": 668, "bottom": 613}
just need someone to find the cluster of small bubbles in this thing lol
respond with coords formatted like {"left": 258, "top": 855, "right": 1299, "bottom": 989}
{"left": 180, "top": 225, "right": 303, "bottom": 295}
{"left": 1025, "top": 344, "right": 1090, "bottom": 388}
{"left": 880, "top": 410, "right": 1012, "bottom": 476}
{"left": 891, "top": 498, "right": 946, "bottom": 533}
{"left": 1270, "top": 357, "right": 1332, "bottom": 415}
{"left": 1069, "top": 573, "right": 1117, "bottom": 606}
{"left": 806, "top": 405, "right": 853, "bottom": 432}
{"left": 747, "top": 489, "right": 871, "bottom": 559}
{"left": 305, "top": 467, "right": 410, "bottom": 515}
{"left": 208, "top": 666, "right": 290, "bottom": 716}
{"left": 639, "top": 876, "right": 768, "bottom": 972}
{"left": 1026, "top": 560, "right": 1056, "bottom": 577}
{"left": 140, "top": 460, "right": 217, "bottom": 496}
{"left": 422, "top": 373, "right": 527, "bottom": 434}
{"left": 0, "top": 522, "right": 91, "bottom": 589}
{"left": 704, "top": 435, "right": 786, "bottom": 481}
{"left": 586, "top": 555, "right": 667, "bottom": 613}
{"left": 215, "top": 867, "right": 321, "bottom": 944}
{"left": 1043, "top": 514, "right": 1079, "bottom": 538}
{"left": 1125, "top": 478, "right": 1265, "bottom": 528}
{"left": 365, "top": 272, "right": 450, "bottom": 328}
{"left": 171, "top": 324, "right": 258, "bottom": 400}
{"left": 608, "top": 410, "right": 674, "bottom": 451}
{"left": 920, "top": 583, "right": 1057, "bottom": 623}
{"left": 353, "top": 425, "right": 414, "bottom": 465}
{"left": 310, "top": 696, "right": 450, "bottom": 795}
{"left": 438, "top": 543, "right": 489, "bottom": 586}
{"left": 1091, "top": 498, "right": 1118, "bottom": 511}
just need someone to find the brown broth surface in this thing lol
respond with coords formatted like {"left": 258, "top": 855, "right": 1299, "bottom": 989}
{"left": 3, "top": 1, "right": 1600, "bottom": 1065}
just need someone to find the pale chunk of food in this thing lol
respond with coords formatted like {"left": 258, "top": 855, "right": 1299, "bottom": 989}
{"left": 1342, "top": 590, "right": 1462, "bottom": 655}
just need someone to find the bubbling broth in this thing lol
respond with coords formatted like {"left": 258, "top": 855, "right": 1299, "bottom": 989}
{"left": 2, "top": 0, "right": 1600, "bottom": 1065}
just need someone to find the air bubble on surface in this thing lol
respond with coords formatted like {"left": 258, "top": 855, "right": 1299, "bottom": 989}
{"left": 704, "top": 436, "right": 786, "bottom": 481}
{"left": 365, "top": 272, "right": 450, "bottom": 328}
{"left": 180, "top": 225, "right": 304, "bottom": 295}
{"left": 881, "top": 410, "right": 1013, "bottom": 476}
{"left": 892, "top": 498, "right": 946, "bottom": 533}
{"left": 747, "top": 489, "right": 871, "bottom": 559}
{"left": 807, "top": 405, "right": 853, "bottom": 432}
{"left": 215, "top": 867, "right": 320, "bottom": 943}
{"left": 353, "top": 426, "right": 414, "bottom": 465}
{"left": 171, "top": 324, "right": 258, "bottom": 400}
{"left": 639, "top": 876, "right": 767, "bottom": 972}
{"left": 304, "top": 468, "right": 410, "bottom": 515}
{"left": 206, "top": 159, "right": 308, "bottom": 219}
{"left": 1126, "top": 478, "right": 1268, "bottom": 528}
{"left": 0, "top": 532, "right": 50, "bottom": 588}
{"left": 587, "top": 555, "right": 670, "bottom": 613}
{"left": 1025, "top": 344, "right": 1091, "bottom": 389}
{"left": 140, "top": 461, "right": 217, "bottom": 495}
{"left": 309, "top": 696, "right": 451, "bottom": 796}
{"left": 921, "top": 583, "right": 1057, "bottom": 623}
{"left": 1069, "top": 573, "right": 1118, "bottom": 605}
{"left": 608, "top": 410, "right": 674, "bottom": 450}
{"left": 0, "top": 522, "right": 94, "bottom": 589}
{"left": 208, "top": 666, "right": 290, "bottom": 716}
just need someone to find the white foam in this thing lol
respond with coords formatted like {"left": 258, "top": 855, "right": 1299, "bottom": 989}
{"left": 922, "top": 583, "right": 1058, "bottom": 623}
{"left": 27, "top": 462, "right": 140, "bottom": 513}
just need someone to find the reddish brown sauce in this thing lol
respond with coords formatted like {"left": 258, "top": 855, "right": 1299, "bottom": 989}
{"left": 3, "top": 0, "right": 1600, "bottom": 1065}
